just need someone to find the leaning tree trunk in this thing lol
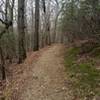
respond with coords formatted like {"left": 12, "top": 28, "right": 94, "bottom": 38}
{"left": 33, "top": 0, "right": 40, "bottom": 51}
{"left": 18, "top": 0, "right": 26, "bottom": 63}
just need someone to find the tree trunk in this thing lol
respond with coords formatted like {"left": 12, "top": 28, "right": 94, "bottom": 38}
{"left": 31, "top": 1, "right": 34, "bottom": 50}
{"left": 33, "top": 0, "right": 40, "bottom": 51}
{"left": 45, "top": 0, "right": 51, "bottom": 45}
{"left": 53, "top": 16, "right": 58, "bottom": 43}
{"left": 18, "top": 0, "right": 26, "bottom": 63}
{"left": 0, "top": 46, "right": 6, "bottom": 80}
{"left": 10, "top": 0, "right": 15, "bottom": 32}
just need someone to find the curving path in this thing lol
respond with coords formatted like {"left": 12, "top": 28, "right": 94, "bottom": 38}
{"left": 20, "top": 44, "right": 73, "bottom": 100}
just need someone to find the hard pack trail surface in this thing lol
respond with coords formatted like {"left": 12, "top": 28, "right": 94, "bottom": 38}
{"left": 19, "top": 44, "right": 72, "bottom": 100}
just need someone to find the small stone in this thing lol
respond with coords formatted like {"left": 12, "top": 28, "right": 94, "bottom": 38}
{"left": 62, "top": 87, "right": 66, "bottom": 90}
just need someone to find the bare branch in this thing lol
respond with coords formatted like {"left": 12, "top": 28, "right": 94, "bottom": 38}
{"left": 42, "top": 0, "right": 46, "bottom": 13}
{"left": 0, "top": 18, "right": 6, "bottom": 24}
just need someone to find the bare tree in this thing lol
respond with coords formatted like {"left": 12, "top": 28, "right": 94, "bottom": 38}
{"left": 45, "top": 0, "right": 51, "bottom": 45}
{"left": 33, "top": 0, "right": 40, "bottom": 51}
{"left": 30, "top": 0, "right": 35, "bottom": 50}
{"left": 53, "top": 0, "right": 65, "bottom": 43}
{"left": 18, "top": 0, "right": 26, "bottom": 63}
{"left": 9, "top": 0, "right": 15, "bottom": 32}
{"left": 42, "top": 0, "right": 46, "bottom": 13}
{"left": 0, "top": 45, "right": 5, "bottom": 80}
{"left": 0, "top": 0, "right": 13, "bottom": 80}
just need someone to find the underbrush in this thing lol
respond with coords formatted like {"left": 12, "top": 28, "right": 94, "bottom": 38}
{"left": 65, "top": 46, "right": 100, "bottom": 99}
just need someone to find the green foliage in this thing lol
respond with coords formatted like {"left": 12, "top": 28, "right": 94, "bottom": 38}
{"left": 65, "top": 47, "right": 100, "bottom": 99}
{"left": 60, "top": 0, "right": 100, "bottom": 41}
{"left": 0, "top": 32, "right": 17, "bottom": 59}
{"left": 61, "top": 0, "right": 78, "bottom": 33}
{"left": 90, "top": 47, "right": 100, "bottom": 58}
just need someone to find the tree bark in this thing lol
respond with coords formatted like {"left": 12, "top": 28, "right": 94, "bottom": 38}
{"left": 18, "top": 0, "right": 26, "bottom": 63}
{"left": 45, "top": 0, "right": 51, "bottom": 45}
{"left": 33, "top": 0, "right": 40, "bottom": 51}
{"left": 0, "top": 45, "right": 6, "bottom": 80}
{"left": 10, "top": 0, "right": 15, "bottom": 32}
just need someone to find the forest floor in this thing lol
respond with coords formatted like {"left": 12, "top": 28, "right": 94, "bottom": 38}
{"left": 4, "top": 44, "right": 74, "bottom": 100}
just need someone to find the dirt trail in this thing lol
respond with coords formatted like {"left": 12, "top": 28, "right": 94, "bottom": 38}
{"left": 19, "top": 44, "right": 73, "bottom": 100}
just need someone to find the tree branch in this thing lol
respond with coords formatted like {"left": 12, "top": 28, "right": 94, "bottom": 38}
{"left": 0, "top": 18, "right": 6, "bottom": 24}
{"left": 42, "top": 0, "right": 46, "bottom": 13}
